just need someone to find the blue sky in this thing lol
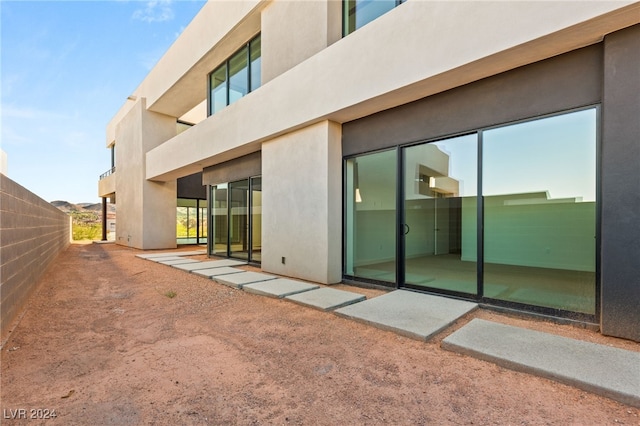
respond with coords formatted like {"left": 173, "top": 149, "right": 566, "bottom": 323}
{"left": 1, "top": 0, "right": 206, "bottom": 203}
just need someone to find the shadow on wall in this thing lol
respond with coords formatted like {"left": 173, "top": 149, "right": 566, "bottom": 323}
{"left": 0, "top": 174, "right": 72, "bottom": 344}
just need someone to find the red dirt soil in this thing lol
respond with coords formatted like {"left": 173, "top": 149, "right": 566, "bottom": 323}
{"left": 1, "top": 243, "right": 639, "bottom": 425}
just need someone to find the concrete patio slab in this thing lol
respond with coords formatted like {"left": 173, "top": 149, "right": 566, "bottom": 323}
{"left": 192, "top": 267, "right": 245, "bottom": 278}
{"left": 158, "top": 259, "right": 200, "bottom": 266}
{"left": 286, "top": 287, "right": 366, "bottom": 311}
{"left": 146, "top": 256, "right": 189, "bottom": 262}
{"left": 136, "top": 250, "right": 206, "bottom": 259}
{"left": 172, "top": 259, "right": 247, "bottom": 271}
{"left": 213, "top": 272, "right": 277, "bottom": 289}
{"left": 335, "top": 290, "right": 477, "bottom": 341}
{"left": 441, "top": 319, "right": 640, "bottom": 408}
{"left": 243, "top": 279, "right": 319, "bottom": 299}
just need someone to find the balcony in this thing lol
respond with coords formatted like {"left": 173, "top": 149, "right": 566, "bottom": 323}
{"left": 98, "top": 167, "right": 116, "bottom": 198}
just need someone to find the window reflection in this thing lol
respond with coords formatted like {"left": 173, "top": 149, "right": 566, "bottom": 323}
{"left": 483, "top": 109, "right": 597, "bottom": 313}
{"left": 403, "top": 135, "right": 478, "bottom": 295}
{"left": 251, "top": 177, "right": 262, "bottom": 262}
{"left": 209, "top": 34, "right": 261, "bottom": 116}
{"left": 229, "top": 46, "right": 248, "bottom": 105}
{"left": 250, "top": 35, "right": 261, "bottom": 92}
{"left": 211, "top": 66, "right": 227, "bottom": 115}
{"left": 345, "top": 150, "right": 397, "bottom": 283}
{"left": 177, "top": 198, "right": 206, "bottom": 245}
{"left": 211, "top": 184, "right": 228, "bottom": 256}
{"left": 343, "top": 0, "right": 405, "bottom": 36}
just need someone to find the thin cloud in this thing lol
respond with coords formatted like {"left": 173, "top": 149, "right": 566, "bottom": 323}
{"left": 133, "top": 0, "right": 175, "bottom": 23}
{"left": 1, "top": 105, "right": 72, "bottom": 120}
{"left": 0, "top": 125, "right": 32, "bottom": 146}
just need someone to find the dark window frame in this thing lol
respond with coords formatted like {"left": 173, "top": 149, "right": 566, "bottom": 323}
{"left": 343, "top": 0, "right": 406, "bottom": 37}
{"left": 207, "top": 34, "right": 261, "bottom": 117}
{"left": 342, "top": 105, "right": 600, "bottom": 323}
{"left": 207, "top": 175, "right": 262, "bottom": 265}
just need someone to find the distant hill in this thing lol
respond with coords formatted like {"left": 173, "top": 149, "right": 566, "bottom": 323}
{"left": 51, "top": 200, "right": 116, "bottom": 214}
{"left": 51, "top": 200, "right": 79, "bottom": 212}
{"left": 82, "top": 203, "right": 106, "bottom": 212}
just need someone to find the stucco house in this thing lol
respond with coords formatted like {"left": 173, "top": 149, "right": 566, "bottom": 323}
{"left": 99, "top": 0, "right": 640, "bottom": 342}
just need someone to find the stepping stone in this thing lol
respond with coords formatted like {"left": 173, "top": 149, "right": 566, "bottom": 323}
{"left": 243, "top": 279, "right": 319, "bottom": 299}
{"left": 147, "top": 256, "right": 188, "bottom": 262}
{"left": 136, "top": 250, "right": 205, "bottom": 258}
{"left": 173, "top": 259, "right": 246, "bottom": 271}
{"left": 158, "top": 259, "right": 200, "bottom": 265}
{"left": 192, "top": 267, "right": 245, "bottom": 278}
{"left": 213, "top": 271, "right": 277, "bottom": 289}
{"left": 442, "top": 319, "right": 640, "bottom": 408}
{"left": 286, "top": 287, "right": 366, "bottom": 311}
{"left": 335, "top": 290, "right": 477, "bottom": 341}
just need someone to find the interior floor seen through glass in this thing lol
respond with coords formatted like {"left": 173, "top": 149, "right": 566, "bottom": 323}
{"left": 402, "top": 135, "right": 478, "bottom": 295}
{"left": 482, "top": 108, "right": 596, "bottom": 314}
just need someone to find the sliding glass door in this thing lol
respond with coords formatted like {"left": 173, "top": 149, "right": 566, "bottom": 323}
{"left": 251, "top": 177, "right": 262, "bottom": 263}
{"left": 209, "top": 177, "right": 262, "bottom": 263}
{"left": 211, "top": 184, "right": 228, "bottom": 256}
{"left": 344, "top": 149, "right": 397, "bottom": 284}
{"left": 229, "top": 179, "right": 249, "bottom": 260}
{"left": 344, "top": 107, "right": 597, "bottom": 316}
{"left": 402, "top": 135, "right": 478, "bottom": 295}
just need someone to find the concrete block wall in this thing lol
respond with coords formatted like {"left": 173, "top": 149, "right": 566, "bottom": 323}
{"left": 0, "top": 174, "right": 71, "bottom": 342}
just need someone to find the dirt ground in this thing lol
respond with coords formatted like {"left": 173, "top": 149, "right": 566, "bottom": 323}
{"left": 1, "top": 243, "right": 639, "bottom": 425}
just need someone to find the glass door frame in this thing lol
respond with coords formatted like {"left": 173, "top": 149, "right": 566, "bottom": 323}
{"left": 398, "top": 133, "right": 481, "bottom": 301}
{"left": 208, "top": 176, "right": 262, "bottom": 264}
{"left": 343, "top": 105, "right": 600, "bottom": 322}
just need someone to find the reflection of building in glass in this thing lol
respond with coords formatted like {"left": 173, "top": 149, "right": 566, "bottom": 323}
{"left": 414, "top": 145, "right": 460, "bottom": 198}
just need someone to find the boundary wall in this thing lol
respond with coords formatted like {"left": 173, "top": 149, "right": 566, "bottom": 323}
{"left": 0, "top": 174, "right": 71, "bottom": 342}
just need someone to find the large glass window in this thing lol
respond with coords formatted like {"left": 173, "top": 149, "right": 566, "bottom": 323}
{"left": 250, "top": 35, "right": 261, "bottom": 92}
{"left": 345, "top": 149, "right": 397, "bottom": 284}
{"left": 343, "top": 107, "right": 598, "bottom": 316}
{"left": 177, "top": 198, "right": 207, "bottom": 245}
{"left": 208, "top": 34, "right": 261, "bottom": 116}
{"left": 210, "top": 66, "right": 227, "bottom": 115}
{"left": 343, "top": 0, "right": 405, "bottom": 36}
{"left": 229, "top": 46, "right": 248, "bottom": 105}
{"left": 482, "top": 109, "right": 597, "bottom": 314}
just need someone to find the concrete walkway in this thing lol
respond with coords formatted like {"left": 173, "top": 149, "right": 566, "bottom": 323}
{"left": 335, "top": 290, "right": 478, "bottom": 341}
{"left": 138, "top": 251, "right": 640, "bottom": 407}
{"left": 243, "top": 278, "right": 320, "bottom": 298}
{"left": 286, "top": 287, "right": 366, "bottom": 311}
{"left": 136, "top": 250, "right": 206, "bottom": 258}
{"left": 173, "top": 259, "right": 246, "bottom": 271}
{"left": 442, "top": 319, "right": 640, "bottom": 408}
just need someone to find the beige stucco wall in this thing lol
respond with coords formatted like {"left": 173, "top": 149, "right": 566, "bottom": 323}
{"left": 262, "top": 121, "right": 342, "bottom": 284}
{"left": 145, "top": 0, "right": 639, "bottom": 182}
{"left": 261, "top": 0, "right": 341, "bottom": 84}
{"left": 104, "top": 0, "right": 639, "bottom": 253}
{"left": 98, "top": 172, "right": 116, "bottom": 198}
{"left": 0, "top": 149, "right": 7, "bottom": 176}
{"left": 105, "top": 1, "right": 264, "bottom": 145}
{"left": 115, "top": 99, "right": 177, "bottom": 249}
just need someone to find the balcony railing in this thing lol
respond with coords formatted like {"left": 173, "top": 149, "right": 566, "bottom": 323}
{"left": 100, "top": 167, "right": 116, "bottom": 180}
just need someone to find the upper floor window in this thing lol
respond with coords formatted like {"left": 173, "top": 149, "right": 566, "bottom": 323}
{"left": 209, "top": 34, "right": 261, "bottom": 116}
{"left": 343, "top": 0, "right": 406, "bottom": 36}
